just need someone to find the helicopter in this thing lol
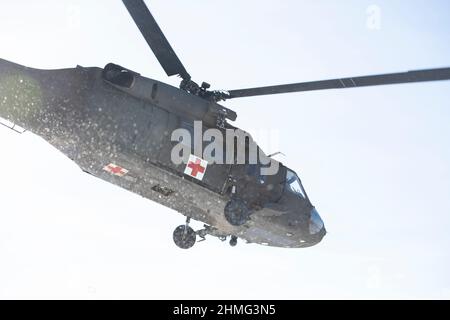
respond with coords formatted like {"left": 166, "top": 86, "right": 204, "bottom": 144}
{"left": 1, "top": 0, "right": 450, "bottom": 249}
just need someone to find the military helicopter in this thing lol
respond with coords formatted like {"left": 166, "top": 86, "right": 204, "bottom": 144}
{"left": 1, "top": 0, "right": 450, "bottom": 249}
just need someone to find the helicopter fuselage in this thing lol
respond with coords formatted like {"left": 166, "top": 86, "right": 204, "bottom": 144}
{"left": 0, "top": 58, "right": 326, "bottom": 248}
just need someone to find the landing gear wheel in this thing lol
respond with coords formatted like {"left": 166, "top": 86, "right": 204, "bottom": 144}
{"left": 224, "top": 198, "right": 250, "bottom": 226}
{"left": 229, "top": 236, "right": 238, "bottom": 247}
{"left": 173, "top": 225, "right": 197, "bottom": 249}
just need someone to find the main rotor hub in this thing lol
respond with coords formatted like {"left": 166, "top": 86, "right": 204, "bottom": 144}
{"left": 179, "top": 79, "right": 230, "bottom": 102}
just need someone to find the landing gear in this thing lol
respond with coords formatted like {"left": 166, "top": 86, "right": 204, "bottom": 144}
{"left": 224, "top": 198, "right": 250, "bottom": 226}
{"left": 173, "top": 223, "right": 196, "bottom": 249}
{"left": 229, "top": 236, "right": 238, "bottom": 247}
{"left": 172, "top": 218, "right": 240, "bottom": 249}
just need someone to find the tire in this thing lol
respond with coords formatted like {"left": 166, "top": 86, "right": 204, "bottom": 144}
{"left": 173, "top": 225, "right": 196, "bottom": 249}
{"left": 229, "top": 236, "right": 238, "bottom": 247}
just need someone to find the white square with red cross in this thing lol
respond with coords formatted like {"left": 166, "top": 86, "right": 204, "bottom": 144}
{"left": 184, "top": 154, "right": 208, "bottom": 181}
{"left": 103, "top": 163, "right": 129, "bottom": 177}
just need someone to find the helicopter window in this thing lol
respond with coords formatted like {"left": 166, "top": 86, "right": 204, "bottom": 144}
{"left": 285, "top": 170, "right": 306, "bottom": 198}
{"left": 176, "top": 120, "right": 196, "bottom": 155}
{"left": 247, "top": 164, "right": 258, "bottom": 176}
{"left": 247, "top": 164, "right": 267, "bottom": 184}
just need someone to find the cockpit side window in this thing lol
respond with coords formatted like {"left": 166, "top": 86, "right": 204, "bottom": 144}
{"left": 286, "top": 170, "right": 306, "bottom": 199}
{"left": 246, "top": 164, "right": 267, "bottom": 184}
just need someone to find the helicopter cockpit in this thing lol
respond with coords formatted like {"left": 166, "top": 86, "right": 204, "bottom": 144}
{"left": 285, "top": 169, "right": 307, "bottom": 199}
{"left": 281, "top": 168, "right": 325, "bottom": 239}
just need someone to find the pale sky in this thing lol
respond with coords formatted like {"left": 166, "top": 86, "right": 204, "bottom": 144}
{"left": 0, "top": 0, "right": 449, "bottom": 299}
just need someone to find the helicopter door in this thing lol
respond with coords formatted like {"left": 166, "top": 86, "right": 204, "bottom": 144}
{"left": 180, "top": 120, "right": 232, "bottom": 194}
{"left": 229, "top": 152, "right": 285, "bottom": 207}
{"left": 149, "top": 117, "right": 231, "bottom": 194}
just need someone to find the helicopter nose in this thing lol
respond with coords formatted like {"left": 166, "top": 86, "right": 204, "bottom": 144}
{"left": 308, "top": 207, "right": 326, "bottom": 243}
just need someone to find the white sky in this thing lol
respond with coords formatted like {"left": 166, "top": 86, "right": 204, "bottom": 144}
{"left": 0, "top": 0, "right": 449, "bottom": 299}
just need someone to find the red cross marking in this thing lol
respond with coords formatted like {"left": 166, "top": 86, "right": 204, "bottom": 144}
{"left": 188, "top": 159, "right": 206, "bottom": 177}
{"left": 107, "top": 165, "right": 125, "bottom": 175}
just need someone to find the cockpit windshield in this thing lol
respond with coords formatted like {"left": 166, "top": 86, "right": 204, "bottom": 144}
{"left": 285, "top": 170, "right": 306, "bottom": 199}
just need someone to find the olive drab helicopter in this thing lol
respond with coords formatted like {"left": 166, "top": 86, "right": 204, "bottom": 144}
{"left": 1, "top": 0, "right": 449, "bottom": 249}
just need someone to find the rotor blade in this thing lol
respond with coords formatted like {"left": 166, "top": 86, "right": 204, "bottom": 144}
{"left": 122, "top": 0, "right": 190, "bottom": 80}
{"left": 226, "top": 67, "right": 450, "bottom": 99}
